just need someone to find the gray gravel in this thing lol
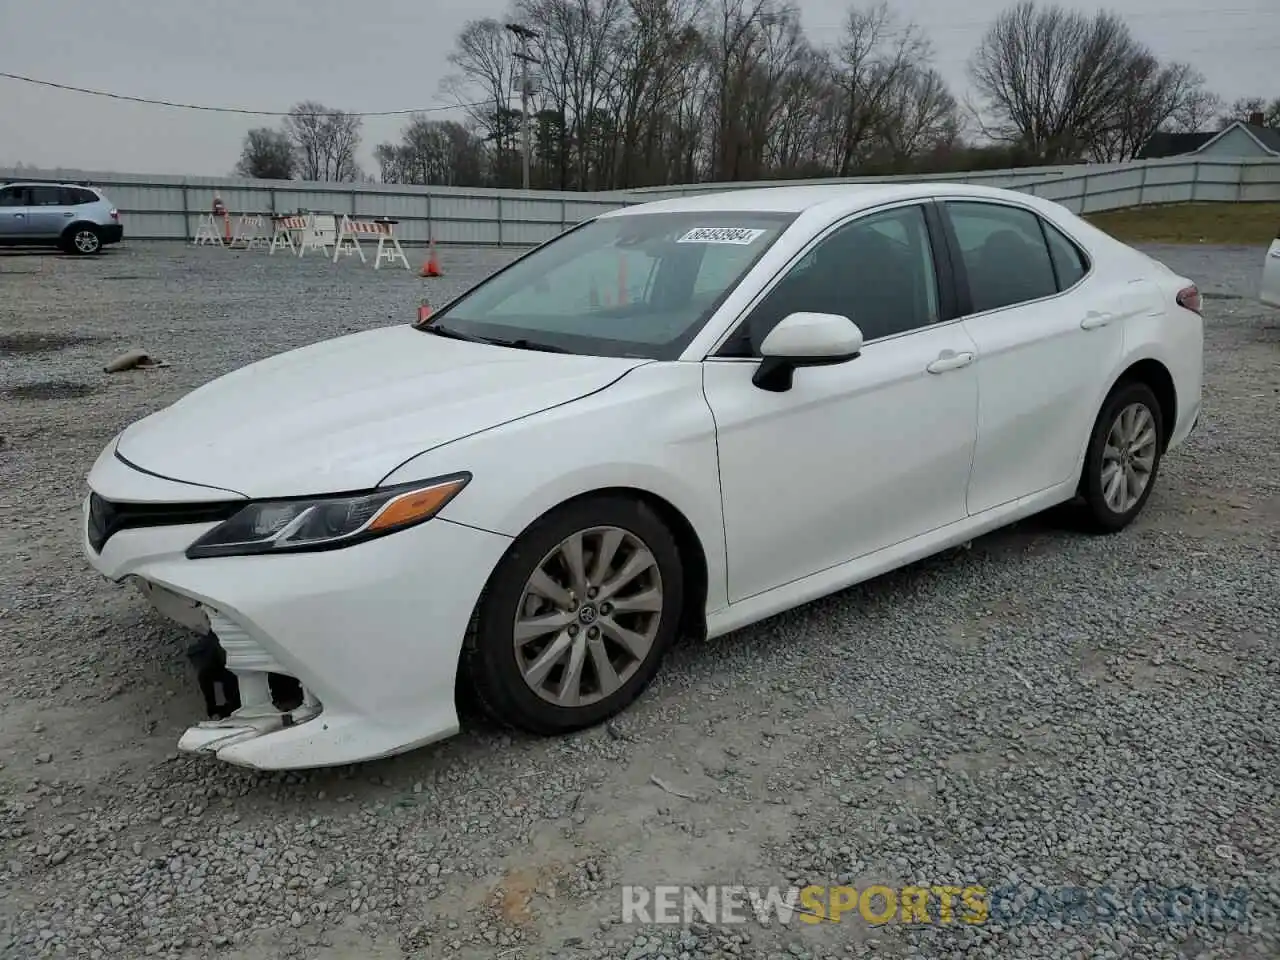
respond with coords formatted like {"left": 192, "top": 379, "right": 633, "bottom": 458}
{"left": 1, "top": 240, "right": 1277, "bottom": 960}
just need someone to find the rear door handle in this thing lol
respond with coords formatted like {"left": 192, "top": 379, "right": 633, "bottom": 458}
{"left": 927, "top": 350, "right": 975, "bottom": 374}
{"left": 1081, "top": 311, "right": 1114, "bottom": 330}
{"left": 63, "top": 211, "right": 74, "bottom": 217}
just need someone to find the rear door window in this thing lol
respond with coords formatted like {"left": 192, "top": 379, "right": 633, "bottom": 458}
{"left": 27, "top": 186, "right": 65, "bottom": 207}
{"left": 945, "top": 202, "right": 1059, "bottom": 314}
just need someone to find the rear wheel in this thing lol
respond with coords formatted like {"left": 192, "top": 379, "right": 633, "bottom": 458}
{"left": 64, "top": 225, "right": 102, "bottom": 255}
{"left": 1078, "top": 381, "right": 1164, "bottom": 533}
{"left": 462, "top": 495, "right": 684, "bottom": 735}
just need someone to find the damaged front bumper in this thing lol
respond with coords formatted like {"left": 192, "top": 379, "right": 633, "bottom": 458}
{"left": 124, "top": 576, "right": 331, "bottom": 764}
{"left": 80, "top": 448, "right": 514, "bottom": 769}
{"left": 177, "top": 600, "right": 323, "bottom": 753}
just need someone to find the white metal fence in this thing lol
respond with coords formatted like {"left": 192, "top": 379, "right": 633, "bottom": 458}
{"left": 4, "top": 157, "right": 1278, "bottom": 246}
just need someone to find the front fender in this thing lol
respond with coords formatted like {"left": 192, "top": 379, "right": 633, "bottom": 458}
{"left": 380, "top": 362, "right": 729, "bottom": 615}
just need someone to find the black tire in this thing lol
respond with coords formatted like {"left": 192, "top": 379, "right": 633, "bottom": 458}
{"left": 462, "top": 495, "right": 684, "bottom": 735}
{"left": 1077, "top": 380, "right": 1165, "bottom": 533}
{"left": 63, "top": 225, "right": 102, "bottom": 255}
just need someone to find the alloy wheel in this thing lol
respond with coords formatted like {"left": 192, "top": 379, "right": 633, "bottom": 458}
{"left": 1101, "top": 401, "right": 1157, "bottom": 514}
{"left": 513, "top": 525, "right": 664, "bottom": 708}
{"left": 74, "top": 230, "right": 101, "bottom": 254}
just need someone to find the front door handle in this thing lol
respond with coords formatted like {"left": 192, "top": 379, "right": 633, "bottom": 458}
{"left": 1081, "top": 311, "right": 1114, "bottom": 330}
{"left": 927, "top": 350, "right": 975, "bottom": 374}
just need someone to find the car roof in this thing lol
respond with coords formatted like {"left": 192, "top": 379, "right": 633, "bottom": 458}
{"left": 1, "top": 180, "right": 98, "bottom": 189}
{"left": 599, "top": 181, "right": 1054, "bottom": 218}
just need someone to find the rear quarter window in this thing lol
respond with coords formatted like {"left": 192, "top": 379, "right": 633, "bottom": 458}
{"left": 1042, "top": 221, "right": 1090, "bottom": 290}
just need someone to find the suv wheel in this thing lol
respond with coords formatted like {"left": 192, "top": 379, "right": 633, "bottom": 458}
{"left": 65, "top": 226, "right": 102, "bottom": 255}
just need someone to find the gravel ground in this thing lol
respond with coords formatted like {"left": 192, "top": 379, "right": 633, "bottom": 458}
{"left": 0, "top": 240, "right": 1277, "bottom": 960}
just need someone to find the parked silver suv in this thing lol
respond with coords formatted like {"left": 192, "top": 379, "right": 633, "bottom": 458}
{"left": 0, "top": 181, "right": 123, "bottom": 254}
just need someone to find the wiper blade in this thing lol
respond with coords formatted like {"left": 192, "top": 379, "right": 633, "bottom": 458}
{"left": 416, "top": 322, "right": 570, "bottom": 354}
{"left": 487, "top": 338, "right": 571, "bottom": 354}
{"left": 416, "top": 322, "right": 489, "bottom": 343}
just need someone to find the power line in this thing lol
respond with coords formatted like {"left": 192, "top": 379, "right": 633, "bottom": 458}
{"left": 0, "top": 71, "right": 495, "bottom": 118}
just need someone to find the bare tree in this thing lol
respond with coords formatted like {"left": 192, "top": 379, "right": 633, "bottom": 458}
{"left": 704, "top": 2, "right": 815, "bottom": 181}
{"left": 443, "top": 19, "right": 523, "bottom": 185}
{"left": 765, "top": 47, "right": 840, "bottom": 177}
{"left": 702, "top": 0, "right": 771, "bottom": 181}
{"left": 515, "top": 0, "right": 630, "bottom": 189}
{"left": 1167, "top": 87, "right": 1223, "bottom": 133}
{"left": 876, "top": 66, "right": 960, "bottom": 166}
{"left": 830, "top": 3, "right": 934, "bottom": 175}
{"left": 235, "top": 128, "right": 295, "bottom": 180}
{"left": 439, "top": 0, "right": 954, "bottom": 186}
{"left": 1090, "top": 59, "right": 1212, "bottom": 161}
{"left": 1217, "top": 95, "right": 1280, "bottom": 128}
{"left": 282, "top": 102, "right": 363, "bottom": 182}
{"left": 604, "top": 0, "right": 705, "bottom": 188}
{"left": 374, "top": 117, "right": 486, "bottom": 185}
{"left": 970, "top": 3, "right": 1137, "bottom": 161}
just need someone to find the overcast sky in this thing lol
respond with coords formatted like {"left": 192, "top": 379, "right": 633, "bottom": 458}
{"left": 0, "top": 0, "right": 1274, "bottom": 177}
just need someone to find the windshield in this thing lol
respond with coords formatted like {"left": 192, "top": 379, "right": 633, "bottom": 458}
{"left": 420, "top": 210, "right": 797, "bottom": 359}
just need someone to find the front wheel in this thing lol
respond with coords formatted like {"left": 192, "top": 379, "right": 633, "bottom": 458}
{"left": 462, "top": 495, "right": 684, "bottom": 735}
{"left": 1078, "top": 381, "right": 1164, "bottom": 533}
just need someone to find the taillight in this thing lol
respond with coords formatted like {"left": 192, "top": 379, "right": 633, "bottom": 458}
{"left": 110, "top": 208, "right": 119, "bottom": 222}
{"left": 1176, "top": 284, "right": 1201, "bottom": 315}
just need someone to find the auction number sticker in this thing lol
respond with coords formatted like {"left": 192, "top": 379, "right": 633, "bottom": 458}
{"left": 677, "top": 226, "right": 765, "bottom": 245}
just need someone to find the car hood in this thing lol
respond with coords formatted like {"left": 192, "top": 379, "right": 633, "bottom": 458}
{"left": 115, "top": 325, "right": 647, "bottom": 498}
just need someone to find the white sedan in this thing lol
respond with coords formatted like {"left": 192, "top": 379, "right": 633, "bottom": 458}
{"left": 83, "top": 183, "right": 1204, "bottom": 769}
{"left": 1263, "top": 226, "right": 1280, "bottom": 308}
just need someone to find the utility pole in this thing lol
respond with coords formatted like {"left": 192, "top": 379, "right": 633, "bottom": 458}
{"left": 505, "top": 22, "right": 539, "bottom": 191}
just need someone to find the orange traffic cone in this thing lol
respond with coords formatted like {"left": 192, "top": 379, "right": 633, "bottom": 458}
{"left": 421, "top": 239, "right": 442, "bottom": 278}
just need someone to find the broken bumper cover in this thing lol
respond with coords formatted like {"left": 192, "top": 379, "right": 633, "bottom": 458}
{"left": 81, "top": 456, "right": 513, "bottom": 770}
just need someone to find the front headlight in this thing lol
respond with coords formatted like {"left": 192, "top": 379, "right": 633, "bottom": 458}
{"left": 185, "top": 473, "right": 470, "bottom": 559}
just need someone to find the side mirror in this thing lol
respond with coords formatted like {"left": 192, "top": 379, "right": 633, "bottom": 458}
{"left": 752, "top": 312, "right": 863, "bottom": 392}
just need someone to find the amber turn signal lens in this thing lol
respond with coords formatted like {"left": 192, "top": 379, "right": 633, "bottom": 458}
{"left": 368, "top": 479, "right": 468, "bottom": 532}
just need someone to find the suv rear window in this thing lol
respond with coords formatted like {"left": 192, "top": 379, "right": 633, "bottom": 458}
{"left": 64, "top": 187, "right": 98, "bottom": 205}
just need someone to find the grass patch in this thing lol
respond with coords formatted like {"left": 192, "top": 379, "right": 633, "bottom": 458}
{"left": 1085, "top": 202, "right": 1280, "bottom": 245}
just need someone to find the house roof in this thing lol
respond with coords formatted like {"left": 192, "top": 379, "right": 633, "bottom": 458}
{"left": 1138, "top": 121, "right": 1280, "bottom": 160}
{"left": 1240, "top": 122, "right": 1280, "bottom": 154}
{"left": 1187, "top": 121, "right": 1280, "bottom": 157}
{"left": 1136, "top": 131, "right": 1215, "bottom": 159}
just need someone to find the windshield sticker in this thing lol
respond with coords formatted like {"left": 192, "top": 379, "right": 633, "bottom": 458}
{"left": 677, "top": 226, "right": 766, "bottom": 245}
